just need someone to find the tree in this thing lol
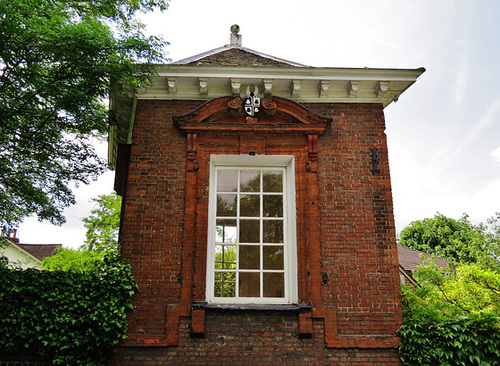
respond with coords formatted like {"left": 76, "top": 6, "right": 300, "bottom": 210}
{"left": 0, "top": 0, "right": 167, "bottom": 230}
{"left": 82, "top": 192, "right": 122, "bottom": 252}
{"left": 42, "top": 192, "right": 122, "bottom": 272}
{"left": 398, "top": 260, "right": 500, "bottom": 365}
{"left": 41, "top": 247, "right": 104, "bottom": 273}
{"left": 398, "top": 213, "right": 500, "bottom": 365}
{"left": 398, "top": 213, "right": 500, "bottom": 270}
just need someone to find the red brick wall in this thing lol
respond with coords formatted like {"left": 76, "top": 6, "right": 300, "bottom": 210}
{"left": 112, "top": 315, "right": 401, "bottom": 365}
{"left": 309, "top": 103, "right": 401, "bottom": 338}
{"left": 111, "top": 99, "right": 402, "bottom": 365}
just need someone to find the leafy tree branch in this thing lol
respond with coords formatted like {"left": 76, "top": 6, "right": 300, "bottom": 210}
{"left": 0, "top": 0, "right": 168, "bottom": 229}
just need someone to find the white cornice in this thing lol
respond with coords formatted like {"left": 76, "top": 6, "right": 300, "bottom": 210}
{"left": 109, "top": 63, "right": 425, "bottom": 167}
{"left": 156, "top": 65, "right": 424, "bottom": 81}
{"left": 129, "top": 64, "right": 425, "bottom": 108}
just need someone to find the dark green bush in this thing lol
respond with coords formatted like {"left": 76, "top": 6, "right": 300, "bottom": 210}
{"left": 398, "top": 314, "right": 500, "bottom": 365}
{"left": 0, "top": 253, "right": 136, "bottom": 365}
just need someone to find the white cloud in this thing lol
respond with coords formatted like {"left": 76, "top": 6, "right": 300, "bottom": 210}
{"left": 465, "top": 97, "right": 500, "bottom": 145}
{"left": 491, "top": 147, "right": 500, "bottom": 165}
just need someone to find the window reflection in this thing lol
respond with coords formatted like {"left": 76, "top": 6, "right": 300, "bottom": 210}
{"left": 217, "top": 194, "right": 237, "bottom": 216}
{"left": 240, "top": 194, "right": 259, "bottom": 217}
{"left": 239, "top": 245, "right": 260, "bottom": 269}
{"left": 240, "top": 170, "right": 260, "bottom": 192}
{"left": 217, "top": 170, "right": 238, "bottom": 192}
{"left": 263, "top": 171, "right": 283, "bottom": 192}
{"left": 263, "top": 195, "right": 283, "bottom": 217}
{"left": 239, "top": 272, "right": 260, "bottom": 297}
{"left": 263, "top": 246, "right": 284, "bottom": 270}
{"left": 263, "top": 220, "right": 283, "bottom": 243}
{"left": 263, "top": 273, "right": 284, "bottom": 297}
{"left": 240, "top": 219, "right": 260, "bottom": 243}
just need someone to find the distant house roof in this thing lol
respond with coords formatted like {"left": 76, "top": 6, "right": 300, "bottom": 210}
{"left": 1, "top": 237, "right": 61, "bottom": 269}
{"left": 397, "top": 245, "right": 448, "bottom": 272}
{"left": 17, "top": 243, "right": 61, "bottom": 261}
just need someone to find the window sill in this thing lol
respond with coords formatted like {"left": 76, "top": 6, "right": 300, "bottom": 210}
{"left": 192, "top": 302, "right": 312, "bottom": 313}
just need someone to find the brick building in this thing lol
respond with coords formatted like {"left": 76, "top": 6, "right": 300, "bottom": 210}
{"left": 109, "top": 26, "right": 424, "bottom": 365}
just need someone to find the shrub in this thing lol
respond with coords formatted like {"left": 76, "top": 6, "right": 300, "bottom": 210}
{"left": 0, "top": 253, "right": 136, "bottom": 365}
{"left": 398, "top": 313, "right": 500, "bottom": 365}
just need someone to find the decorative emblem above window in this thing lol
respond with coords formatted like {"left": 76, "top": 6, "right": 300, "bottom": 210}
{"left": 244, "top": 86, "right": 261, "bottom": 117}
{"left": 172, "top": 95, "right": 332, "bottom": 134}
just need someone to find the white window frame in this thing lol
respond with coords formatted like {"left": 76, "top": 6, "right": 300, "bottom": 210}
{"left": 206, "top": 155, "right": 298, "bottom": 304}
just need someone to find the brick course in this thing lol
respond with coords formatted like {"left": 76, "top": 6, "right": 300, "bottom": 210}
{"left": 111, "top": 98, "right": 402, "bottom": 365}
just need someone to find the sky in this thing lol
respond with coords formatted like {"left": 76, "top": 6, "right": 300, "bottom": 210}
{"left": 18, "top": 0, "right": 500, "bottom": 249}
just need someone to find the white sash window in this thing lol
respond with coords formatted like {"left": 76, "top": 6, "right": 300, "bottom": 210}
{"left": 206, "top": 155, "right": 297, "bottom": 304}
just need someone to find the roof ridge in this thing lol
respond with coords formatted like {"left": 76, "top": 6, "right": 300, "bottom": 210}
{"left": 170, "top": 45, "right": 306, "bottom": 67}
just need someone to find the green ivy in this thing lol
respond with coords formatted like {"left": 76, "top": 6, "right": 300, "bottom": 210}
{"left": 0, "top": 253, "right": 136, "bottom": 365}
{"left": 398, "top": 312, "right": 500, "bottom": 365}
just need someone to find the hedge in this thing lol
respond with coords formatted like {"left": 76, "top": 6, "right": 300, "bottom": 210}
{"left": 0, "top": 254, "right": 136, "bottom": 365}
{"left": 398, "top": 314, "right": 500, "bottom": 366}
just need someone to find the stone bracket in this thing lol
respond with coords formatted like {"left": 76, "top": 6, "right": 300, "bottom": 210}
{"left": 376, "top": 81, "right": 389, "bottom": 98}
{"left": 347, "top": 81, "right": 360, "bottom": 98}
{"left": 231, "top": 79, "right": 241, "bottom": 95}
{"left": 292, "top": 80, "right": 302, "bottom": 97}
{"left": 199, "top": 78, "right": 209, "bottom": 95}
{"left": 263, "top": 79, "right": 273, "bottom": 95}
{"left": 319, "top": 80, "right": 330, "bottom": 98}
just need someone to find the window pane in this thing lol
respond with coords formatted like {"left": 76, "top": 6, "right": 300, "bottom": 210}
{"left": 239, "top": 272, "right": 260, "bottom": 297}
{"left": 215, "top": 245, "right": 236, "bottom": 269}
{"left": 217, "top": 194, "right": 237, "bottom": 216}
{"left": 263, "top": 273, "right": 284, "bottom": 297}
{"left": 263, "top": 195, "right": 283, "bottom": 217}
{"left": 240, "top": 170, "right": 260, "bottom": 192}
{"left": 240, "top": 219, "right": 260, "bottom": 243}
{"left": 216, "top": 219, "right": 236, "bottom": 243}
{"left": 214, "top": 272, "right": 236, "bottom": 297}
{"left": 240, "top": 195, "right": 260, "bottom": 217}
{"left": 239, "top": 245, "right": 260, "bottom": 269}
{"left": 263, "top": 220, "right": 283, "bottom": 243}
{"left": 263, "top": 171, "right": 283, "bottom": 192}
{"left": 263, "top": 246, "right": 284, "bottom": 270}
{"left": 217, "top": 170, "right": 238, "bottom": 192}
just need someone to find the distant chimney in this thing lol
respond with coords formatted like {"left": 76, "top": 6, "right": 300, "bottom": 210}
{"left": 1, "top": 229, "right": 19, "bottom": 243}
{"left": 229, "top": 24, "right": 242, "bottom": 47}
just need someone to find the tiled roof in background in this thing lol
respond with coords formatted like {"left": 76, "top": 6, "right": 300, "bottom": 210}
{"left": 397, "top": 245, "right": 448, "bottom": 271}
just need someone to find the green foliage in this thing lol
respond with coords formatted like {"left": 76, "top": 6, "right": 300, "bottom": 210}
{"left": 399, "top": 254, "right": 500, "bottom": 364}
{"left": 42, "top": 192, "right": 122, "bottom": 272}
{"left": 42, "top": 247, "right": 104, "bottom": 273}
{"left": 398, "top": 213, "right": 500, "bottom": 364}
{"left": 82, "top": 193, "right": 122, "bottom": 252}
{"left": 398, "top": 313, "right": 500, "bottom": 365}
{"left": 0, "top": 253, "right": 136, "bottom": 365}
{"left": 402, "top": 260, "right": 500, "bottom": 320}
{"left": 398, "top": 213, "right": 500, "bottom": 270}
{"left": 0, "top": 0, "right": 167, "bottom": 229}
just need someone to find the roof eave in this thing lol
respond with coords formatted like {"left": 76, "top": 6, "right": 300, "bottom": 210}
{"left": 108, "top": 64, "right": 425, "bottom": 167}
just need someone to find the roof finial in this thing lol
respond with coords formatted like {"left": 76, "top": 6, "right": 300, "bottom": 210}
{"left": 229, "top": 24, "right": 242, "bottom": 47}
